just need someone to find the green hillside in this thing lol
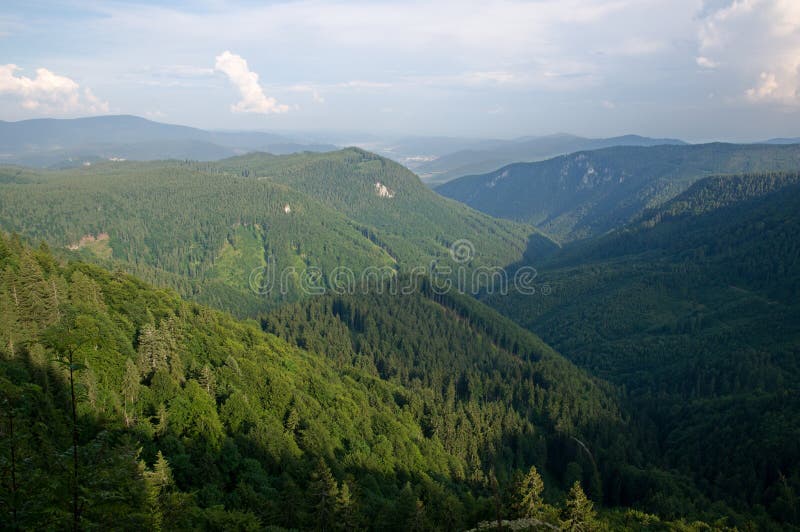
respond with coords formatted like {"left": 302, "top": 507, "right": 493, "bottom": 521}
{"left": 487, "top": 172, "right": 800, "bottom": 527}
{"left": 0, "top": 149, "right": 551, "bottom": 316}
{"left": 416, "top": 134, "right": 685, "bottom": 185}
{"left": 436, "top": 143, "right": 800, "bottom": 242}
{"left": 0, "top": 232, "right": 703, "bottom": 530}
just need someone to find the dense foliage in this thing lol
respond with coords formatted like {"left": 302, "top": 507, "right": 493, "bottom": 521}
{"left": 488, "top": 173, "right": 800, "bottom": 528}
{"left": 2, "top": 145, "right": 798, "bottom": 529}
{"left": 437, "top": 143, "right": 800, "bottom": 242}
{"left": 0, "top": 232, "right": 703, "bottom": 530}
{"left": 0, "top": 149, "right": 548, "bottom": 316}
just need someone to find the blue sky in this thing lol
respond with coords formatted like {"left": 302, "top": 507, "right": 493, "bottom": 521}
{"left": 1, "top": 0, "right": 799, "bottom": 141}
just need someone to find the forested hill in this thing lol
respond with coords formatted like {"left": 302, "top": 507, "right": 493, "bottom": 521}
{"left": 553, "top": 171, "right": 800, "bottom": 298}
{"left": 486, "top": 172, "right": 800, "bottom": 528}
{"left": 637, "top": 171, "right": 800, "bottom": 228}
{"left": 0, "top": 149, "right": 552, "bottom": 315}
{"left": 415, "top": 133, "right": 686, "bottom": 185}
{"left": 436, "top": 142, "right": 800, "bottom": 242}
{"left": 0, "top": 232, "right": 692, "bottom": 530}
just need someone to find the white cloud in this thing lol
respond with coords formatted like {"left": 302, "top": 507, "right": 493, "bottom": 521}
{"left": 288, "top": 84, "right": 324, "bottom": 103}
{"left": 696, "top": 56, "right": 717, "bottom": 69}
{"left": 698, "top": 0, "right": 800, "bottom": 105}
{"left": 214, "top": 51, "right": 289, "bottom": 114}
{"left": 0, "top": 64, "right": 109, "bottom": 114}
{"left": 602, "top": 100, "right": 616, "bottom": 109}
{"left": 746, "top": 71, "right": 779, "bottom": 101}
{"left": 337, "top": 80, "right": 393, "bottom": 90}
{"left": 463, "top": 71, "right": 517, "bottom": 85}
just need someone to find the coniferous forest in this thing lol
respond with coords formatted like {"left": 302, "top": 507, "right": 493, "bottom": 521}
{"left": 0, "top": 143, "right": 798, "bottom": 530}
{"left": 3, "top": 4, "right": 800, "bottom": 527}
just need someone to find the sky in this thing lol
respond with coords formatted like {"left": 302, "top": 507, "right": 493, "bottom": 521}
{"left": 1, "top": 0, "right": 799, "bottom": 141}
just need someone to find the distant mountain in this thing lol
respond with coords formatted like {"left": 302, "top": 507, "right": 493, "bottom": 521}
{"left": 416, "top": 133, "right": 686, "bottom": 184}
{"left": 0, "top": 115, "right": 337, "bottom": 167}
{"left": 352, "top": 135, "right": 505, "bottom": 173}
{"left": 436, "top": 143, "right": 800, "bottom": 242}
{"left": 761, "top": 137, "right": 800, "bottom": 145}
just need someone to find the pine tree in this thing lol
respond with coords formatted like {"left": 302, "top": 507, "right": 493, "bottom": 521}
{"left": 198, "top": 364, "right": 216, "bottom": 397}
{"left": 136, "top": 324, "right": 167, "bottom": 378}
{"left": 143, "top": 451, "right": 175, "bottom": 532}
{"left": 16, "top": 252, "right": 58, "bottom": 328}
{"left": 336, "top": 480, "right": 358, "bottom": 531}
{"left": 279, "top": 473, "right": 305, "bottom": 529}
{"left": 122, "top": 359, "right": 140, "bottom": 427}
{"left": 155, "top": 403, "right": 168, "bottom": 436}
{"left": 396, "top": 481, "right": 418, "bottom": 528}
{"left": 517, "top": 465, "right": 545, "bottom": 519}
{"left": 561, "top": 481, "right": 598, "bottom": 532}
{"left": 310, "top": 458, "right": 339, "bottom": 532}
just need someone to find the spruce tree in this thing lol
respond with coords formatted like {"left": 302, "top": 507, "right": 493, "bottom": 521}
{"left": 517, "top": 465, "right": 545, "bottom": 519}
{"left": 561, "top": 481, "right": 598, "bottom": 532}
{"left": 310, "top": 458, "right": 339, "bottom": 532}
{"left": 122, "top": 359, "right": 140, "bottom": 427}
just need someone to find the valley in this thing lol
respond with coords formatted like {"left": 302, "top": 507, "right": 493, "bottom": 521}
{"left": 2, "top": 140, "right": 799, "bottom": 530}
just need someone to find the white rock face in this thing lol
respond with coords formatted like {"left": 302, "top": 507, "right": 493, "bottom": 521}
{"left": 374, "top": 181, "right": 395, "bottom": 198}
{"left": 283, "top": 204, "right": 292, "bottom": 214}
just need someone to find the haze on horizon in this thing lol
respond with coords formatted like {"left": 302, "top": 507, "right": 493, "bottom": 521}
{"left": 1, "top": 0, "right": 799, "bottom": 142}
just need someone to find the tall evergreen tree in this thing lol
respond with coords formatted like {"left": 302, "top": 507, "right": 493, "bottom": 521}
{"left": 516, "top": 465, "right": 545, "bottom": 519}
{"left": 310, "top": 458, "right": 339, "bottom": 532}
{"left": 122, "top": 358, "right": 140, "bottom": 427}
{"left": 561, "top": 481, "right": 598, "bottom": 532}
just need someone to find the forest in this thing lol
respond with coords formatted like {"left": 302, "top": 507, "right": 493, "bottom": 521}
{"left": 1, "top": 153, "right": 798, "bottom": 530}
{"left": 0, "top": 150, "right": 548, "bottom": 316}
{"left": 0, "top": 232, "right": 728, "bottom": 530}
{"left": 488, "top": 172, "right": 800, "bottom": 528}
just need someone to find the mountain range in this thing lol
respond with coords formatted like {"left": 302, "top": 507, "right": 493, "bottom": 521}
{"left": 2, "top": 123, "right": 800, "bottom": 529}
{"left": 414, "top": 133, "right": 687, "bottom": 185}
{"left": 0, "top": 115, "right": 337, "bottom": 167}
{"left": 436, "top": 142, "right": 800, "bottom": 242}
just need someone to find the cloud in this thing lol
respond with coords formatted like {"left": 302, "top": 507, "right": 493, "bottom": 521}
{"left": 288, "top": 84, "right": 325, "bottom": 103}
{"left": 696, "top": 56, "right": 717, "bottom": 69}
{"left": 336, "top": 80, "right": 393, "bottom": 90}
{"left": 214, "top": 51, "right": 289, "bottom": 114}
{"left": 0, "top": 64, "right": 109, "bottom": 114}
{"left": 746, "top": 71, "right": 779, "bottom": 101}
{"left": 601, "top": 99, "right": 616, "bottom": 109}
{"left": 697, "top": 0, "right": 800, "bottom": 105}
